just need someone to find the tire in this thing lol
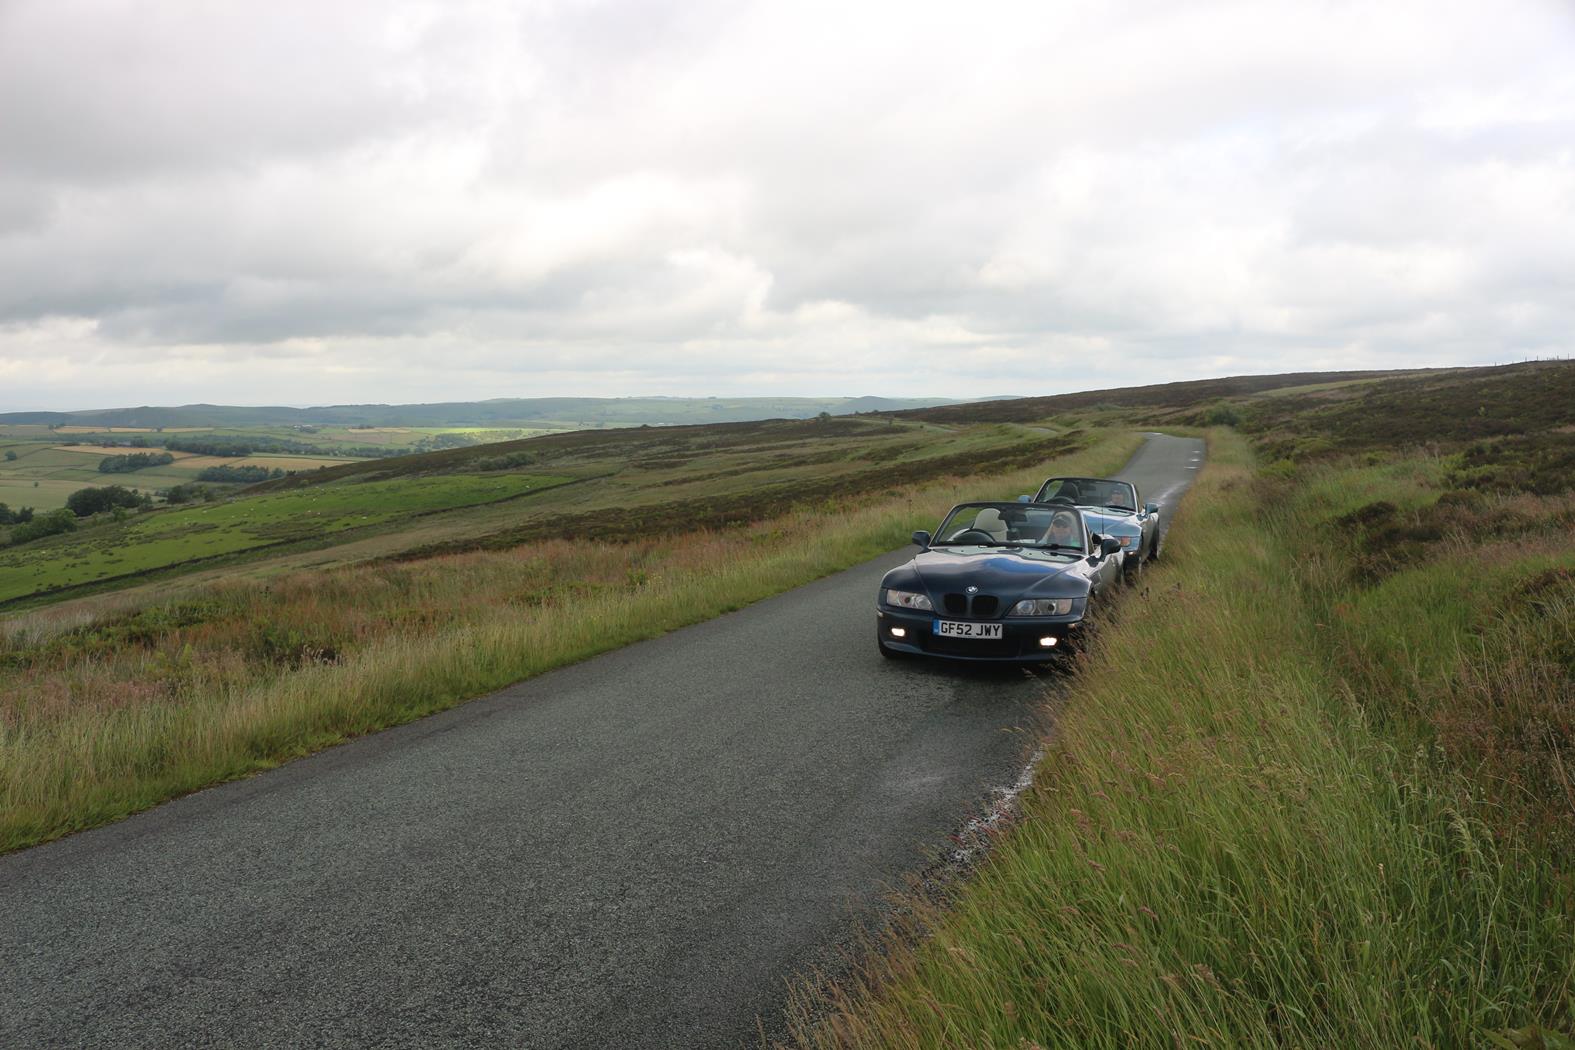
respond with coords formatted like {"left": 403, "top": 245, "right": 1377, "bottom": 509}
{"left": 1123, "top": 550, "right": 1144, "bottom": 585}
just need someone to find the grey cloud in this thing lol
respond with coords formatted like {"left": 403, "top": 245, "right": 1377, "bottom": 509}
{"left": 0, "top": 0, "right": 1572, "bottom": 408}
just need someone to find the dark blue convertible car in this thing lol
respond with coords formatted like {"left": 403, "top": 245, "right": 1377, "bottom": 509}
{"left": 876, "top": 500, "right": 1123, "bottom": 663}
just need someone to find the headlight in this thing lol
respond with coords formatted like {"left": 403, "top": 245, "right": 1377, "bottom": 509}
{"left": 1008, "top": 598, "right": 1075, "bottom": 616}
{"left": 885, "top": 589, "right": 934, "bottom": 611}
{"left": 1116, "top": 535, "right": 1135, "bottom": 548}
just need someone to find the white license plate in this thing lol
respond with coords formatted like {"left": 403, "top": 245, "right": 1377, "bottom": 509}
{"left": 934, "top": 620, "right": 1004, "bottom": 639}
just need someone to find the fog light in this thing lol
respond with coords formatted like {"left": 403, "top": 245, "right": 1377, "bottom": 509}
{"left": 891, "top": 627, "right": 907, "bottom": 638}
{"left": 1039, "top": 636, "right": 1057, "bottom": 647}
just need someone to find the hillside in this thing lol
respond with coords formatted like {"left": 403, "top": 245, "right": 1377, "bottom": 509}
{"left": 0, "top": 396, "right": 970, "bottom": 512}
{"left": 894, "top": 368, "right": 1427, "bottom": 423}
{"left": 0, "top": 395, "right": 961, "bottom": 430}
{"left": 0, "top": 414, "right": 1075, "bottom": 608}
{"left": 8, "top": 362, "right": 1570, "bottom": 611}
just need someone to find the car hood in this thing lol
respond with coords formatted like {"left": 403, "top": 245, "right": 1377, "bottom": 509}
{"left": 1077, "top": 507, "right": 1138, "bottom": 533}
{"left": 909, "top": 547, "right": 1084, "bottom": 596}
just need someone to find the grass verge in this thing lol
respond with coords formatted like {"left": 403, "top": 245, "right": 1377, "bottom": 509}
{"left": 0, "top": 431, "right": 1140, "bottom": 854}
{"left": 783, "top": 429, "right": 1574, "bottom": 1048}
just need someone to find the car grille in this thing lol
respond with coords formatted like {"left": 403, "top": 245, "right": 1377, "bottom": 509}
{"left": 943, "top": 593, "right": 1000, "bottom": 619}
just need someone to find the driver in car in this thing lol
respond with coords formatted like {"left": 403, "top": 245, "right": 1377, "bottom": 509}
{"left": 1045, "top": 511, "right": 1080, "bottom": 548}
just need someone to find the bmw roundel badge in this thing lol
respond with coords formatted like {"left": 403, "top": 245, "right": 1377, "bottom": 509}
{"left": 966, "top": 585, "right": 979, "bottom": 594}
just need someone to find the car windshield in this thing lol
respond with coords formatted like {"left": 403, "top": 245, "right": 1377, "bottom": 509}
{"left": 932, "top": 503, "right": 1086, "bottom": 554}
{"left": 1035, "top": 477, "right": 1135, "bottom": 511}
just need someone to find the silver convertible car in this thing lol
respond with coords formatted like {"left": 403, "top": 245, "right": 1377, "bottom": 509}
{"left": 876, "top": 501, "right": 1123, "bottom": 662}
{"left": 1021, "top": 476, "right": 1160, "bottom": 580}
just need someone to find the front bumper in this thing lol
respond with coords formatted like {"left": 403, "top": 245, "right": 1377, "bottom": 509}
{"left": 876, "top": 607, "right": 1083, "bottom": 662}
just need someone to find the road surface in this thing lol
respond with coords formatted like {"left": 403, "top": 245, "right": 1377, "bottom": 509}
{"left": 1, "top": 434, "right": 1204, "bottom": 1049}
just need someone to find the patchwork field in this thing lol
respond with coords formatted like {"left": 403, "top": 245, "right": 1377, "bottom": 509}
{"left": 0, "top": 472, "right": 570, "bottom": 602}
{"left": 53, "top": 426, "right": 210, "bottom": 434}
{"left": 0, "top": 438, "right": 360, "bottom": 511}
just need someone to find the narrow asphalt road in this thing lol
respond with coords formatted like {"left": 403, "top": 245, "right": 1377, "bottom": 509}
{"left": 1, "top": 434, "right": 1204, "bottom": 1049}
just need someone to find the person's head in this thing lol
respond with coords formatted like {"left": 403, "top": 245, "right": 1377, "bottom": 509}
{"left": 1048, "top": 511, "right": 1079, "bottom": 545}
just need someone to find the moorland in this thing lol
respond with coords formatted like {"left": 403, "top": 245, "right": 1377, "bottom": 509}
{"left": 0, "top": 395, "right": 957, "bottom": 513}
{"left": 787, "top": 360, "right": 1575, "bottom": 1049}
{"left": 3, "top": 361, "right": 1572, "bottom": 1046}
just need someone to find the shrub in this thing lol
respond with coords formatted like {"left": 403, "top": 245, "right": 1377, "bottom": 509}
{"left": 161, "top": 484, "right": 217, "bottom": 505}
{"left": 1202, "top": 402, "right": 1243, "bottom": 426}
{"left": 7, "top": 508, "right": 77, "bottom": 545}
{"left": 65, "top": 486, "right": 149, "bottom": 518}
{"left": 473, "top": 451, "right": 537, "bottom": 471}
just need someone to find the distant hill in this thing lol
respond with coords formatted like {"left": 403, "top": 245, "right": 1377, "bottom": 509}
{"left": 892, "top": 370, "right": 1425, "bottom": 424}
{"left": 0, "top": 396, "right": 967, "bottom": 430}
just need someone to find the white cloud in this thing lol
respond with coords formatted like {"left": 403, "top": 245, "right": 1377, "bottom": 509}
{"left": 0, "top": 0, "right": 1571, "bottom": 408}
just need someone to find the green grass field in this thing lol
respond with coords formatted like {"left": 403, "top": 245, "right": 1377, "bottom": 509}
{"left": 0, "top": 472, "right": 569, "bottom": 602}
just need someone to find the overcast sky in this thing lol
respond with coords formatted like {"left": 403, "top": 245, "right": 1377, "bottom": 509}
{"left": 1, "top": 0, "right": 1571, "bottom": 410}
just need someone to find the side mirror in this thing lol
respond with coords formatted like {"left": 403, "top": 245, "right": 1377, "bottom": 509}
{"left": 1016, "top": 494, "right": 1031, "bottom": 503}
{"left": 1101, "top": 537, "right": 1121, "bottom": 556}
{"left": 911, "top": 530, "right": 931, "bottom": 548}
{"left": 1144, "top": 502, "right": 1159, "bottom": 516}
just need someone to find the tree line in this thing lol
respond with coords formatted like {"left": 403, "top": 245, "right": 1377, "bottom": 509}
{"left": 98, "top": 452, "right": 175, "bottom": 473}
{"left": 4, "top": 486, "right": 155, "bottom": 547}
{"left": 0, "top": 503, "right": 35, "bottom": 525}
{"left": 163, "top": 436, "right": 401, "bottom": 458}
{"left": 195, "top": 465, "right": 285, "bottom": 484}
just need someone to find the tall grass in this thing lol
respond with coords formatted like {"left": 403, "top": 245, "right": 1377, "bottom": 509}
{"left": 0, "top": 431, "right": 1141, "bottom": 853}
{"left": 1276, "top": 457, "right": 1575, "bottom": 854}
{"left": 785, "top": 430, "right": 1574, "bottom": 1049}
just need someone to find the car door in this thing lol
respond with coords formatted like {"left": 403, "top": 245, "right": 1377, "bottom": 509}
{"left": 1131, "top": 483, "right": 1152, "bottom": 553}
{"left": 1086, "top": 523, "right": 1117, "bottom": 592}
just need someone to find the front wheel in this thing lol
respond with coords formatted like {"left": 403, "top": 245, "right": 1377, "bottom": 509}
{"left": 1123, "top": 551, "right": 1144, "bottom": 584}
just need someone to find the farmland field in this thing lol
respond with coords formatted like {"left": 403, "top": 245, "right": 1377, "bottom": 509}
{"left": 0, "top": 479, "right": 82, "bottom": 510}
{"left": 0, "top": 439, "right": 362, "bottom": 511}
{"left": 0, "top": 472, "right": 569, "bottom": 603}
{"left": 53, "top": 426, "right": 210, "bottom": 434}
